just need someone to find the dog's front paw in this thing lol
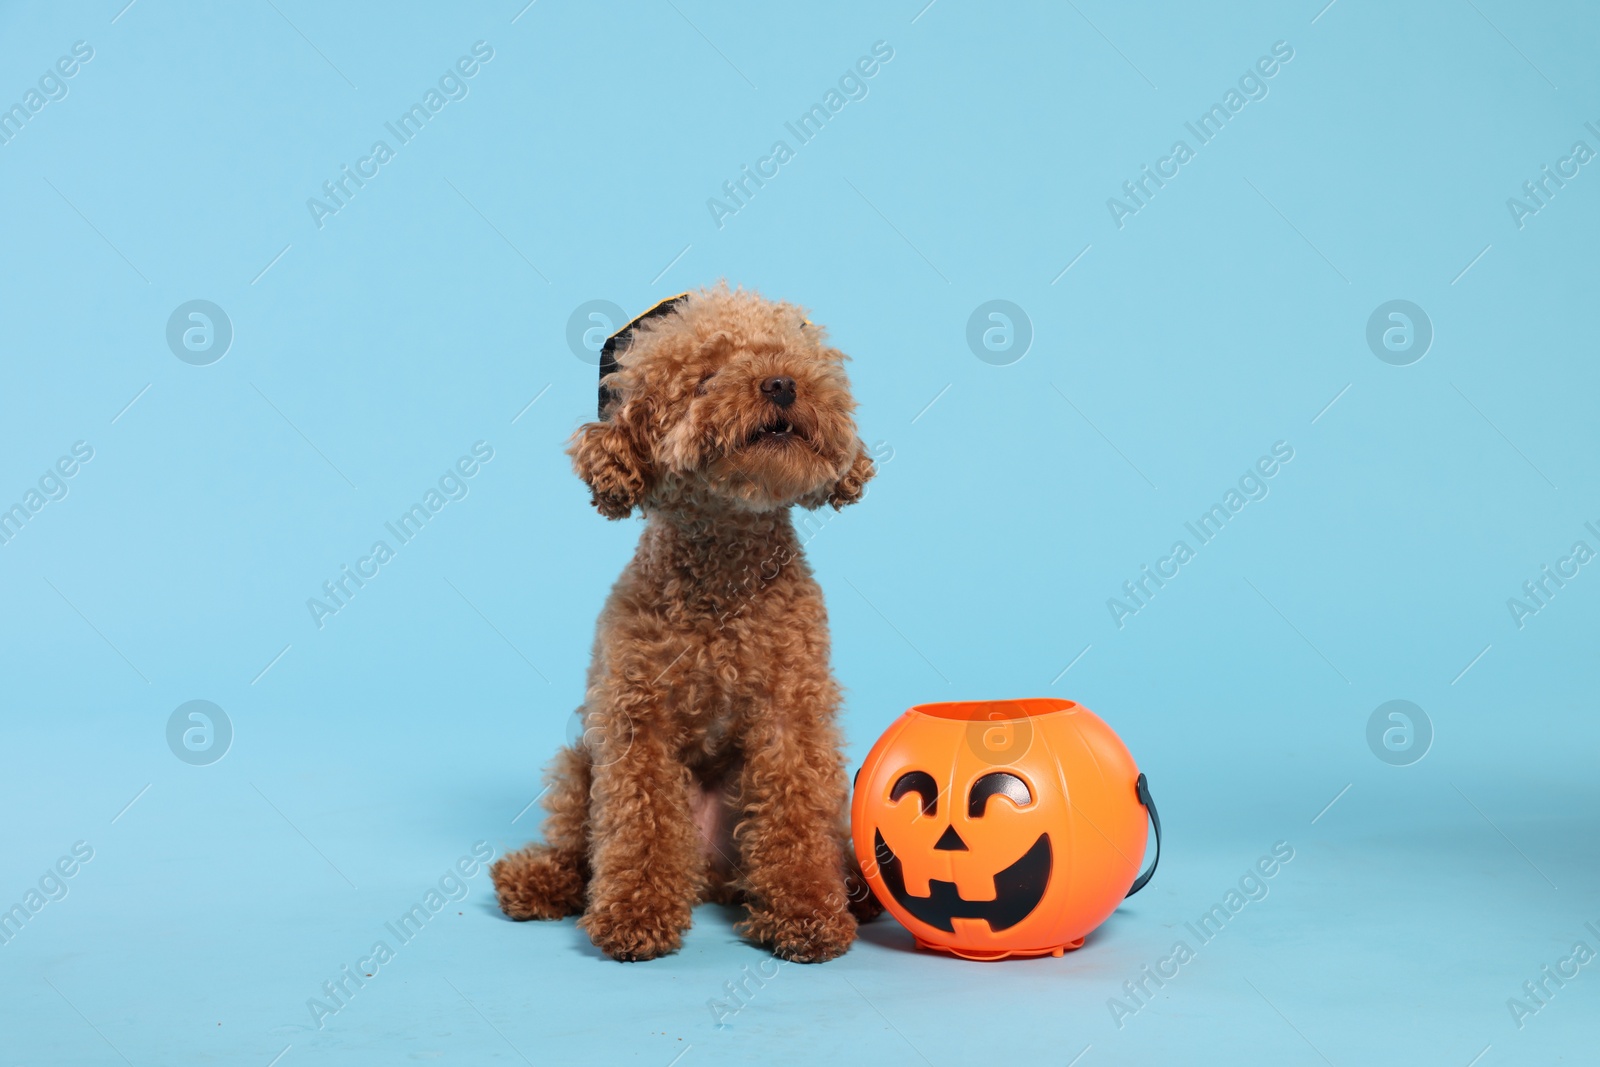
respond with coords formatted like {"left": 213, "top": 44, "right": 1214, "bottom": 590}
{"left": 740, "top": 904, "right": 856, "bottom": 963}
{"left": 490, "top": 846, "right": 585, "bottom": 921}
{"left": 579, "top": 905, "right": 690, "bottom": 962}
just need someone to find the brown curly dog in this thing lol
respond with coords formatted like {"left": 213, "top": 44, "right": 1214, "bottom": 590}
{"left": 492, "top": 285, "right": 881, "bottom": 962}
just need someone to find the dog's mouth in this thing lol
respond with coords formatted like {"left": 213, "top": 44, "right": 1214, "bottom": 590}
{"left": 744, "top": 415, "right": 803, "bottom": 447}
{"left": 873, "top": 830, "right": 1052, "bottom": 933}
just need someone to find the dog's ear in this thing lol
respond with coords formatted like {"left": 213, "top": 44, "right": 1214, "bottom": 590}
{"left": 568, "top": 402, "right": 653, "bottom": 519}
{"left": 825, "top": 440, "right": 876, "bottom": 509}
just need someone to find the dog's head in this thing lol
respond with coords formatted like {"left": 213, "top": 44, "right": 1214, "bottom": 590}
{"left": 569, "top": 285, "right": 874, "bottom": 519}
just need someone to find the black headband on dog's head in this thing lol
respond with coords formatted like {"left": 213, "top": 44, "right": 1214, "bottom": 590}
{"left": 597, "top": 293, "right": 691, "bottom": 420}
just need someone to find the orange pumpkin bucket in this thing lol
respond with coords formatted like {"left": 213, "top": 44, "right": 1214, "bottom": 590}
{"left": 850, "top": 698, "right": 1159, "bottom": 961}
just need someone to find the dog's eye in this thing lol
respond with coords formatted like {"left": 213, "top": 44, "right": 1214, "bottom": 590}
{"left": 890, "top": 771, "right": 939, "bottom": 816}
{"left": 695, "top": 371, "right": 717, "bottom": 395}
{"left": 968, "top": 772, "right": 1031, "bottom": 817}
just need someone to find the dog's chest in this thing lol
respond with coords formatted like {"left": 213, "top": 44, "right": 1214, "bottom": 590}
{"left": 672, "top": 658, "right": 743, "bottom": 758}
{"left": 650, "top": 624, "right": 759, "bottom": 762}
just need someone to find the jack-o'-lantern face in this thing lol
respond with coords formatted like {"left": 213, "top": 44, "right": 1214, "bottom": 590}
{"left": 871, "top": 767, "right": 1053, "bottom": 935}
{"left": 851, "top": 698, "right": 1149, "bottom": 960}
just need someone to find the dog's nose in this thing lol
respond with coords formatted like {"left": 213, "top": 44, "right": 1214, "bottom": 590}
{"left": 759, "top": 376, "right": 796, "bottom": 408}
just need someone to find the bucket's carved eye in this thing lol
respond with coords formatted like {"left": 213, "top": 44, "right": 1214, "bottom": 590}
{"left": 969, "top": 772, "right": 1031, "bottom": 817}
{"left": 890, "top": 770, "right": 939, "bottom": 816}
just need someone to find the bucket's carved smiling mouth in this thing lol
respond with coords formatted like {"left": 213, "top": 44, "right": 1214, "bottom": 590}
{"left": 872, "top": 829, "right": 1053, "bottom": 933}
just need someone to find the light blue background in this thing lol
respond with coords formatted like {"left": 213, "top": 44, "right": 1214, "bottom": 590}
{"left": 2, "top": 1, "right": 1597, "bottom": 1064}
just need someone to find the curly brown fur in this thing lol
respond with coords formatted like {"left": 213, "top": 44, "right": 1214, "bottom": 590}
{"left": 492, "top": 284, "right": 879, "bottom": 962}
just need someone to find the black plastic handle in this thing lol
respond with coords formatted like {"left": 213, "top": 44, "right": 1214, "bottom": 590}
{"left": 1125, "top": 772, "right": 1161, "bottom": 897}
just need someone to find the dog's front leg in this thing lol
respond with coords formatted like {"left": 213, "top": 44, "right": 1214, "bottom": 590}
{"left": 734, "top": 691, "right": 856, "bottom": 963}
{"left": 578, "top": 696, "right": 702, "bottom": 962}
